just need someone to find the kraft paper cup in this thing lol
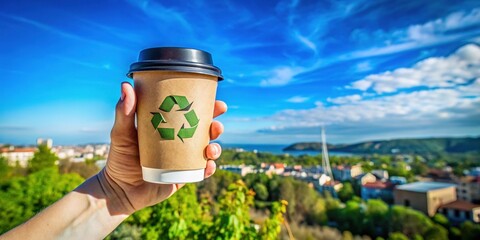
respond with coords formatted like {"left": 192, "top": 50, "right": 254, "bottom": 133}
{"left": 128, "top": 47, "right": 222, "bottom": 184}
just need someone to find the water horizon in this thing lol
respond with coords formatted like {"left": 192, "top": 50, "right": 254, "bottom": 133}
{"left": 222, "top": 143, "right": 353, "bottom": 157}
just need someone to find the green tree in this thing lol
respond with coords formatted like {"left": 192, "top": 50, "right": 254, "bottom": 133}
{"left": 0, "top": 168, "right": 84, "bottom": 233}
{"left": 424, "top": 224, "right": 448, "bottom": 240}
{"left": 29, "top": 145, "right": 58, "bottom": 173}
{"left": 338, "top": 182, "right": 354, "bottom": 202}
{"left": 0, "top": 155, "right": 12, "bottom": 180}
{"left": 365, "top": 199, "right": 389, "bottom": 237}
{"left": 258, "top": 200, "right": 287, "bottom": 240}
{"left": 460, "top": 221, "right": 480, "bottom": 240}
{"left": 279, "top": 177, "right": 296, "bottom": 218}
{"left": 211, "top": 180, "right": 257, "bottom": 240}
{"left": 253, "top": 183, "right": 269, "bottom": 201}
{"left": 129, "top": 184, "right": 204, "bottom": 240}
{"left": 431, "top": 213, "right": 450, "bottom": 229}
{"left": 389, "top": 205, "right": 433, "bottom": 237}
{"left": 388, "top": 232, "right": 409, "bottom": 240}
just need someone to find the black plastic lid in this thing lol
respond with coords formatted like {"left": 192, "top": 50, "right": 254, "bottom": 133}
{"left": 127, "top": 47, "right": 223, "bottom": 80}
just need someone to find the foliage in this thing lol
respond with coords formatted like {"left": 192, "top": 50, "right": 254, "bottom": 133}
{"left": 460, "top": 221, "right": 480, "bottom": 240}
{"left": 0, "top": 155, "right": 12, "bottom": 180}
{"left": 128, "top": 184, "right": 204, "bottom": 240}
{"left": 388, "top": 232, "right": 409, "bottom": 240}
{"left": 338, "top": 182, "right": 355, "bottom": 202}
{"left": 28, "top": 144, "right": 58, "bottom": 173}
{"left": 58, "top": 159, "right": 100, "bottom": 179}
{"left": 258, "top": 200, "right": 287, "bottom": 240}
{"left": 0, "top": 168, "right": 84, "bottom": 233}
{"left": 212, "top": 180, "right": 257, "bottom": 240}
{"left": 423, "top": 224, "right": 448, "bottom": 240}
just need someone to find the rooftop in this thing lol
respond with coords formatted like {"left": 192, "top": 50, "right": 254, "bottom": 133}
{"left": 440, "top": 200, "right": 480, "bottom": 211}
{"left": 395, "top": 182, "right": 455, "bottom": 193}
{"left": 363, "top": 181, "right": 394, "bottom": 189}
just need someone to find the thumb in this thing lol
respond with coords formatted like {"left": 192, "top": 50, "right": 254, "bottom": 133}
{"left": 111, "top": 82, "right": 137, "bottom": 137}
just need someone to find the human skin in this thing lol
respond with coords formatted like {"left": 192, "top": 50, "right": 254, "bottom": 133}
{"left": 0, "top": 82, "right": 227, "bottom": 240}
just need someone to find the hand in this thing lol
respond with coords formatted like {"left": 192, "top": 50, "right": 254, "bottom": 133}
{"left": 98, "top": 82, "right": 227, "bottom": 215}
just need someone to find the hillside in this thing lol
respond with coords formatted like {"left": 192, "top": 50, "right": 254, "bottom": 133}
{"left": 283, "top": 137, "right": 480, "bottom": 155}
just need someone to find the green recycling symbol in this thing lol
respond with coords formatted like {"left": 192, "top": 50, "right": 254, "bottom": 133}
{"left": 150, "top": 95, "right": 199, "bottom": 142}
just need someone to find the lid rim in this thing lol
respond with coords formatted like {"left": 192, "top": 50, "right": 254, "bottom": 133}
{"left": 127, "top": 47, "right": 222, "bottom": 80}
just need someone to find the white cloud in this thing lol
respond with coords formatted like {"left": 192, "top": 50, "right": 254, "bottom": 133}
{"left": 257, "top": 44, "right": 480, "bottom": 142}
{"left": 286, "top": 96, "right": 310, "bottom": 103}
{"left": 347, "top": 8, "right": 480, "bottom": 60}
{"left": 405, "top": 8, "right": 480, "bottom": 42}
{"left": 260, "top": 66, "right": 304, "bottom": 86}
{"left": 265, "top": 85, "right": 480, "bottom": 131}
{"left": 327, "top": 94, "right": 362, "bottom": 104}
{"left": 353, "top": 61, "right": 373, "bottom": 72}
{"left": 350, "top": 44, "right": 480, "bottom": 93}
{"left": 294, "top": 31, "right": 317, "bottom": 53}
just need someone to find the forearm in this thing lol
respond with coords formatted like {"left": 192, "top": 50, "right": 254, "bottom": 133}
{"left": 1, "top": 175, "right": 129, "bottom": 240}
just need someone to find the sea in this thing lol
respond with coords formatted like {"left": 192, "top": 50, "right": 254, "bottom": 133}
{"left": 221, "top": 144, "right": 353, "bottom": 157}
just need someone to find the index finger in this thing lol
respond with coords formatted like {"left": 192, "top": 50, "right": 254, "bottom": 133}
{"left": 213, "top": 101, "right": 227, "bottom": 118}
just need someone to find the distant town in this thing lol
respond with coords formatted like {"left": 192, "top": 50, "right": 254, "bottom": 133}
{"left": 2, "top": 138, "right": 479, "bottom": 227}
{"left": 0, "top": 138, "right": 109, "bottom": 170}
{"left": 220, "top": 146, "right": 480, "bottom": 226}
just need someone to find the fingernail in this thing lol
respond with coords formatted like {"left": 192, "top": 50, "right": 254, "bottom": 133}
{"left": 120, "top": 85, "right": 126, "bottom": 101}
{"left": 213, "top": 144, "right": 219, "bottom": 157}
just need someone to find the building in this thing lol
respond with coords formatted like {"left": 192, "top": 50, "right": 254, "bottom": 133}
{"left": 354, "top": 172, "right": 378, "bottom": 185}
{"left": 317, "top": 174, "right": 343, "bottom": 196}
{"left": 361, "top": 181, "right": 395, "bottom": 202}
{"left": 220, "top": 165, "right": 254, "bottom": 176}
{"left": 390, "top": 176, "right": 407, "bottom": 185}
{"left": 456, "top": 176, "right": 480, "bottom": 203}
{"left": 394, "top": 182, "right": 457, "bottom": 216}
{"left": 438, "top": 200, "right": 480, "bottom": 223}
{"left": 372, "top": 169, "right": 389, "bottom": 180}
{"left": 37, "top": 138, "right": 53, "bottom": 148}
{"left": 332, "top": 164, "right": 363, "bottom": 181}
{"left": 468, "top": 167, "right": 480, "bottom": 177}
{"left": 0, "top": 146, "right": 36, "bottom": 167}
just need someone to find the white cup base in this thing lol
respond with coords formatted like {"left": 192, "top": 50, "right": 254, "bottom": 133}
{"left": 142, "top": 166, "right": 205, "bottom": 184}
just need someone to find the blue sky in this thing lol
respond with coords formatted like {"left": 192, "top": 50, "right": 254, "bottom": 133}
{"left": 1, "top": 0, "right": 480, "bottom": 145}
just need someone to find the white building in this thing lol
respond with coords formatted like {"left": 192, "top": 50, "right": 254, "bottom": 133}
{"left": 438, "top": 200, "right": 480, "bottom": 223}
{"left": 37, "top": 138, "right": 53, "bottom": 148}
{"left": 1, "top": 146, "right": 36, "bottom": 167}
{"left": 456, "top": 176, "right": 480, "bottom": 203}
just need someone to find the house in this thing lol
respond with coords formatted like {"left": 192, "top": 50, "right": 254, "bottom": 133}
{"left": 220, "top": 165, "right": 255, "bottom": 176}
{"left": 372, "top": 170, "right": 389, "bottom": 180}
{"left": 0, "top": 147, "right": 36, "bottom": 167}
{"left": 332, "top": 164, "right": 363, "bottom": 181}
{"left": 354, "top": 172, "right": 378, "bottom": 185}
{"left": 424, "top": 169, "right": 457, "bottom": 183}
{"left": 394, "top": 182, "right": 457, "bottom": 216}
{"left": 316, "top": 174, "right": 343, "bottom": 196}
{"left": 390, "top": 176, "right": 407, "bottom": 185}
{"left": 456, "top": 176, "right": 480, "bottom": 204}
{"left": 361, "top": 181, "right": 395, "bottom": 202}
{"left": 438, "top": 200, "right": 480, "bottom": 223}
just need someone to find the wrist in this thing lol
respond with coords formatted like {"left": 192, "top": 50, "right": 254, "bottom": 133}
{"left": 95, "top": 168, "right": 137, "bottom": 215}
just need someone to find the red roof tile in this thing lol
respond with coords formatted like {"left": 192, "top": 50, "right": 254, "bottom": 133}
{"left": 439, "top": 200, "right": 480, "bottom": 211}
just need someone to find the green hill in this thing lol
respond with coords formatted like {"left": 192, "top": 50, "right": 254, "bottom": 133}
{"left": 283, "top": 137, "right": 480, "bottom": 155}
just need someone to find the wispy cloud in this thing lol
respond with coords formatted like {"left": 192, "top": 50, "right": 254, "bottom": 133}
{"left": 258, "top": 44, "right": 480, "bottom": 141}
{"left": 0, "top": 13, "right": 130, "bottom": 52}
{"left": 52, "top": 55, "right": 112, "bottom": 70}
{"left": 124, "top": 0, "right": 193, "bottom": 34}
{"left": 260, "top": 66, "right": 304, "bottom": 87}
{"left": 346, "top": 8, "right": 480, "bottom": 59}
{"left": 286, "top": 96, "right": 310, "bottom": 103}
{"left": 350, "top": 44, "right": 480, "bottom": 94}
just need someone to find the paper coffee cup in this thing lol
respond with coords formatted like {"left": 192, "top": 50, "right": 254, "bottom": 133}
{"left": 127, "top": 47, "right": 222, "bottom": 184}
